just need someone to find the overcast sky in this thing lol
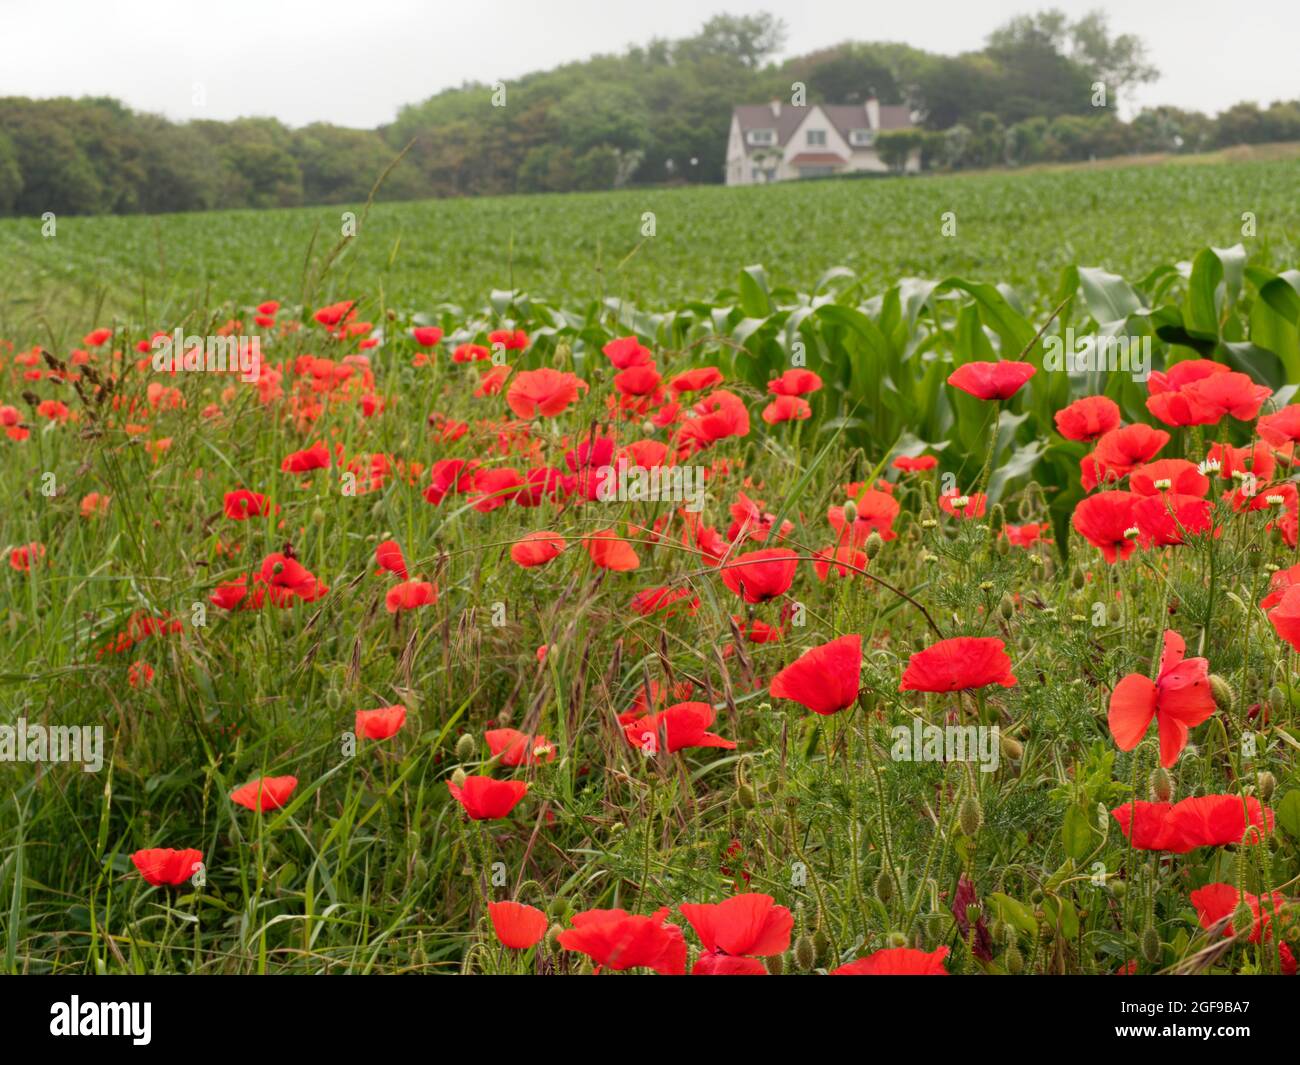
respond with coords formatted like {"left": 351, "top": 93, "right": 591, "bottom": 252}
{"left": 3, "top": 0, "right": 1296, "bottom": 127}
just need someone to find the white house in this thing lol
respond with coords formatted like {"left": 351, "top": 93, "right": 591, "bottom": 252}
{"left": 724, "top": 97, "right": 920, "bottom": 186}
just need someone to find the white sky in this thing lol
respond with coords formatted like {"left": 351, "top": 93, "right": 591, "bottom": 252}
{"left": 2, "top": 0, "right": 1296, "bottom": 127}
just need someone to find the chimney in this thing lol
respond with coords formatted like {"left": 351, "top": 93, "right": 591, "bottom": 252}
{"left": 866, "top": 96, "right": 880, "bottom": 131}
{"left": 770, "top": 99, "right": 781, "bottom": 119}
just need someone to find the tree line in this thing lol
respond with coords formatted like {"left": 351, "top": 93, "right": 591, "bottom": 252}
{"left": 1, "top": 9, "right": 1297, "bottom": 216}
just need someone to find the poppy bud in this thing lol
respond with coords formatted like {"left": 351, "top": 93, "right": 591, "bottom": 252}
{"left": 1139, "top": 925, "right": 1161, "bottom": 963}
{"left": 812, "top": 928, "right": 830, "bottom": 965}
{"left": 1110, "top": 879, "right": 1127, "bottom": 899}
{"left": 450, "top": 767, "right": 468, "bottom": 788}
{"left": 764, "top": 953, "right": 784, "bottom": 976}
{"left": 999, "top": 734, "right": 1023, "bottom": 760}
{"left": 886, "top": 931, "right": 908, "bottom": 950}
{"left": 1208, "top": 675, "right": 1234, "bottom": 712}
{"left": 1107, "top": 601, "right": 1121, "bottom": 624}
{"left": 311, "top": 506, "right": 326, "bottom": 525}
{"left": 1149, "top": 767, "right": 1173, "bottom": 803}
{"left": 998, "top": 593, "right": 1015, "bottom": 620}
{"left": 958, "top": 793, "right": 983, "bottom": 837}
{"left": 455, "top": 733, "right": 477, "bottom": 761}
{"left": 1257, "top": 771, "right": 1276, "bottom": 802}
{"left": 793, "top": 935, "right": 816, "bottom": 972}
{"left": 546, "top": 923, "right": 565, "bottom": 953}
{"left": 1269, "top": 686, "right": 1286, "bottom": 715}
{"left": 989, "top": 503, "right": 1005, "bottom": 536}
{"left": 1231, "top": 900, "right": 1255, "bottom": 942}
{"left": 735, "top": 783, "right": 757, "bottom": 809}
{"left": 873, "top": 869, "right": 893, "bottom": 905}
{"left": 1070, "top": 567, "right": 1086, "bottom": 590}
{"left": 864, "top": 529, "right": 883, "bottom": 559}
{"left": 1004, "top": 939, "right": 1024, "bottom": 974}
{"left": 843, "top": 499, "right": 859, "bottom": 525}
{"left": 326, "top": 689, "right": 342, "bottom": 711}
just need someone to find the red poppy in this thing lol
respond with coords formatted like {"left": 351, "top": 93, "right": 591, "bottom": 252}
{"left": 720, "top": 548, "right": 799, "bottom": 603}
{"left": 670, "top": 366, "right": 724, "bottom": 393}
{"left": 489, "top": 901, "right": 548, "bottom": 949}
{"left": 1133, "top": 492, "right": 1214, "bottom": 547}
{"left": 760, "top": 395, "right": 810, "bottom": 424}
{"left": 1071, "top": 490, "right": 1140, "bottom": 563}
{"left": 678, "top": 893, "right": 792, "bottom": 969}
{"left": 947, "top": 359, "right": 1035, "bottom": 400}
{"left": 899, "top": 636, "right": 1017, "bottom": 693}
{"left": 506, "top": 368, "right": 588, "bottom": 419}
{"left": 614, "top": 363, "right": 662, "bottom": 397}
{"left": 1148, "top": 370, "right": 1270, "bottom": 426}
{"left": 602, "top": 336, "right": 654, "bottom": 369}
{"left": 384, "top": 580, "right": 436, "bottom": 613}
{"left": 446, "top": 775, "right": 528, "bottom": 820}
{"left": 893, "top": 454, "right": 938, "bottom": 472}
{"left": 812, "top": 544, "right": 869, "bottom": 580}
{"left": 1268, "top": 583, "right": 1300, "bottom": 652}
{"left": 623, "top": 701, "right": 736, "bottom": 754}
{"left": 830, "top": 946, "right": 950, "bottom": 975}
{"left": 1257, "top": 405, "right": 1300, "bottom": 447}
{"left": 486, "top": 728, "right": 556, "bottom": 766}
{"left": 1128, "top": 459, "right": 1210, "bottom": 498}
{"left": 468, "top": 467, "right": 525, "bottom": 512}
{"left": 355, "top": 706, "right": 407, "bottom": 740}
{"left": 829, "top": 489, "right": 899, "bottom": 544}
{"left": 9, "top": 542, "right": 46, "bottom": 571}
{"left": 488, "top": 328, "right": 529, "bottom": 352}
{"left": 313, "top": 301, "right": 355, "bottom": 327}
{"left": 511, "top": 531, "right": 566, "bottom": 568}
{"left": 770, "top": 634, "right": 862, "bottom": 715}
{"left": 230, "top": 775, "right": 298, "bottom": 812}
{"left": 1108, "top": 630, "right": 1216, "bottom": 768}
{"left": 281, "top": 442, "right": 331, "bottom": 472}
{"left": 1207, "top": 441, "right": 1274, "bottom": 483}
{"left": 938, "top": 490, "right": 988, "bottom": 519}
{"left": 1189, "top": 883, "right": 1286, "bottom": 944}
{"left": 1002, "top": 522, "right": 1050, "bottom": 548}
{"left": 586, "top": 529, "right": 640, "bottom": 571}
{"left": 1093, "top": 424, "right": 1169, "bottom": 474}
{"left": 131, "top": 847, "right": 204, "bottom": 887}
{"left": 630, "top": 586, "right": 699, "bottom": 617}
{"left": 1260, "top": 563, "right": 1300, "bottom": 611}
{"left": 1111, "top": 794, "right": 1273, "bottom": 853}
{"left": 1054, "top": 395, "right": 1121, "bottom": 441}
{"left": 223, "top": 489, "right": 272, "bottom": 520}
{"left": 375, "top": 539, "right": 408, "bottom": 580}
{"left": 127, "top": 660, "right": 154, "bottom": 688}
{"left": 768, "top": 369, "right": 822, "bottom": 396}
{"left": 557, "top": 907, "right": 686, "bottom": 975}
{"left": 411, "top": 326, "right": 443, "bottom": 347}
{"left": 83, "top": 327, "right": 113, "bottom": 347}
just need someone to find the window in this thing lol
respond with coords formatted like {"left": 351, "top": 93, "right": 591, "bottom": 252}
{"left": 806, "top": 129, "right": 827, "bottom": 146}
{"left": 849, "top": 129, "right": 875, "bottom": 147}
{"left": 747, "top": 129, "right": 776, "bottom": 146}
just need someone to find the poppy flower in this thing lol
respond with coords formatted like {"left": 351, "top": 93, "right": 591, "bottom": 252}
{"left": 127, "top": 660, "right": 154, "bottom": 688}
{"left": 511, "top": 531, "right": 566, "bottom": 568}
{"left": 1054, "top": 395, "right": 1121, "bottom": 441}
{"left": 1133, "top": 492, "right": 1214, "bottom": 547}
{"left": 830, "top": 946, "right": 950, "bottom": 975}
{"left": 938, "top": 490, "right": 987, "bottom": 519}
{"left": 720, "top": 548, "right": 799, "bottom": 603}
{"left": 506, "top": 368, "right": 587, "bottom": 419}
{"left": 468, "top": 467, "right": 525, "bottom": 512}
{"left": 761, "top": 395, "right": 811, "bottom": 424}
{"left": 230, "top": 775, "right": 298, "bottom": 812}
{"left": 947, "top": 360, "right": 1035, "bottom": 400}
{"left": 1148, "top": 370, "right": 1270, "bottom": 427}
{"left": 386, "top": 580, "right": 437, "bottom": 612}
{"left": 355, "top": 706, "right": 407, "bottom": 741}
{"left": 586, "top": 529, "right": 640, "bottom": 572}
{"left": 623, "top": 701, "right": 735, "bottom": 754}
{"left": 1207, "top": 441, "right": 1274, "bottom": 483}
{"left": 130, "top": 847, "right": 204, "bottom": 887}
{"left": 613, "top": 363, "right": 662, "bottom": 397}
{"left": 1093, "top": 424, "right": 1170, "bottom": 474}
{"left": 601, "top": 336, "right": 653, "bottom": 369}
{"left": 829, "top": 490, "right": 899, "bottom": 544}
{"left": 1260, "top": 563, "right": 1300, "bottom": 611}
{"left": 1189, "top": 883, "right": 1286, "bottom": 943}
{"left": 313, "top": 301, "right": 355, "bottom": 328}
{"left": 281, "top": 442, "right": 331, "bottom": 472}
{"left": 486, "top": 728, "right": 556, "bottom": 766}
{"left": 488, "top": 328, "right": 529, "bottom": 352}
{"left": 375, "top": 540, "right": 409, "bottom": 580}
{"left": 411, "top": 326, "right": 443, "bottom": 347}
{"left": 767, "top": 369, "right": 822, "bottom": 396}
{"left": 9, "top": 542, "right": 46, "bottom": 571}
{"left": 899, "top": 636, "right": 1017, "bottom": 693}
{"left": 446, "top": 775, "right": 528, "bottom": 820}
{"left": 453, "top": 343, "right": 490, "bottom": 363}
{"left": 770, "top": 634, "right": 862, "bottom": 715}
{"left": 83, "top": 327, "right": 113, "bottom": 347}
{"left": 1002, "top": 522, "right": 1050, "bottom": 548}
{"left": 812, "top": 545, "right": 869, "bottom": 580}
{"left": 557, "top": 907, "right": 686, "bottom": 975}
{"left": 678, "top": 893, "right": 792, "bottom": 970}
{"left": 1257, "top": 405, "right": 1300, "bottom": 447}
{"left": 223, "top": 489, "right": 272, "bottom": 520}
{"left": 1111, "top": 794, "right": 1273, "bottom": 853}
{"left": 1071, "top": 490, "right": 1140, "bottom": 563}
{"left": 1107, "top": 630, "right": 1216, "bottom": 768}
{"left": 489, "top": 901, "right": 548, "bottom": 950}
{"left": 1129, "top": 459, "right": 1210, "bottom": 498}
{"left": 893, "top": 454, "right": 938, "bottom": 472}
{"left": 80, "top": 492, "right": 111, "bottom": 518}
{"left": 670, "top": 367, "right": 724, "bottom": 393}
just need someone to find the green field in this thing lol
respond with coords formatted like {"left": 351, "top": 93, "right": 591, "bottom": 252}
{"left": 3, "top": 154, "right": 1298, "bottom": 342}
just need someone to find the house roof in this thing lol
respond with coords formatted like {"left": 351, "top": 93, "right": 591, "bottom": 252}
{"left": 733, "top": 100, "right": 914, "bottom": 155}
{"left": 788, "top": 152, "right": 848, "bottom": 166}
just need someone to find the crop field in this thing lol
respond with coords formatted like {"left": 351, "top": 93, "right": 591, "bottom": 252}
{"left": 2, "top": 153, "right": 1300, "bottom": 978}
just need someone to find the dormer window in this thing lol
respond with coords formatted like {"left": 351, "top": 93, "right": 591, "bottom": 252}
{"left": 747, "top": 129, "right": 776, "bottom": 146}
{"left": 849, "top": 129, "right": 875, "bottom": 147}
{"left": 806, "top": 129, "right": 827, "bottom": 146}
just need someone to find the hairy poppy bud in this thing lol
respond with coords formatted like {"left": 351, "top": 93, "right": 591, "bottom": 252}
{"left": 793, "top": 934, "right": 816, "bottom": 972}
{"left": 1208, "top": 675, "right": 1234, "bottom": 712}
{"left": 1004, "top": 939, "right": 1024, "bottom": 974}
{"left": 812, "top": 927, "right": 830, "bottom": 964}
{"left": 455, "top": 733, "right": 477, "bottom": 761}
{"left": 842, "top": 499, "right": 859, "bottom": 526}
{"left": 864, "top": 529, "right": 883, "bottom": 559}
{"left": 959, "top": 793, "right": 983, "bottom": 837}
{"left": 546, "top": 923, "right": 565, "bottom": 952}
{"left": 1139, "top": 925, "right": 1161, "bottom": 964}
{"left": 1149, "top": 767, "right": 1173, "bottom": 803}
{"left": 1258, "top": 770, "right": 1277, "bottom": 802}
{"left": 736, "top": 783, "right": 757, "bottom": 809}
{"left": 1231, "top": 901, "right": 1255, "bottom": 942}
{"left": 1000, "top": 734, "right": 1023, "bottom": 760}
{"left": 873, "top": 869, "right": 893, "bottom": 905}
{"left": 1107, "top": 601, "right": 1121, "bottom": 624}
{"left": 450, "top": 767, "right": 468, "bottom": 788}
{"left": 998, "top": 593, "right": 1015, "bottom": 620}
{"left": 886, "top": 930, "right": 908, "bottom": 949}
{"left": 1071, "top": 567, "right": 1086, "bottom": 590}
{"left": 765, "top": 953, "right": 785, "bottom": 976}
